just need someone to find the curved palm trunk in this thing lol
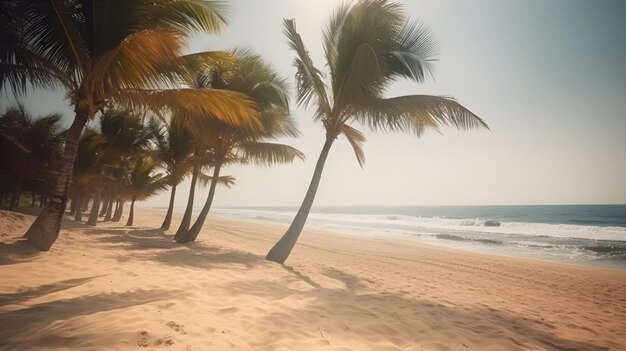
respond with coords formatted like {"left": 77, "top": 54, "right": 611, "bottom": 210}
{"left": 25, "top": 110, "right": 88, "bottom": 250}
{"left": 177, "top": 164, "right": 221, "bottom": 244}
{"left": 112, "top": 200, "right": 125, "bottom": 222}
{"left": 87, "top": 191, "right": 101, "bottom": 226}
{"left": 174, "top": 165, "right": 199, "bottom": 239}
{"left": 126, "top": 198, "right": 136, "bottom": 226}
{"left": 266, "top": 135, "right": 335, "bottom": 263}
{"left": 161, "top": 182, "right": 177, "bottom": 230}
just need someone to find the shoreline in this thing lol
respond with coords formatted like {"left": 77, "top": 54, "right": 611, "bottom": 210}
{"left": 156, "top": 205, "right": 626, "bottom": 270}
{"left": 1, "top": 208, "right": 625, "bottom": 350}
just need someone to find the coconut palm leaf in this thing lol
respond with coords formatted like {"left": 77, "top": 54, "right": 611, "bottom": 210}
{"left": 239, "top": 142, "right": 304, "bottom": 166}
{"left": 137, "top": 0, "right": 228, "bottom": 34}
{"left": 283, "top": 19, "right": 331, "bottom": 119}
{"left": 356, "top": 95, "right": 488, "bottom": 135}
{"left": 198, "top": 173, "right": 236, "bottom": 188}
{"left": 115, "top": 88, "right": 261, "bottom": 129}
{"left": 339, "top": 124, "right": 366, "bottom": 167}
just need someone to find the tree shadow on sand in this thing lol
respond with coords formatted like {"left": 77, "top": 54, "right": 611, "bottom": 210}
{"left": 0, "top": 287, "right": 183, "bottom": 350}
{"left": 85, "top": 226, "right": 264, "bottom": 270}
{"left": 222, "top": 267, "right": 612, "bottom": 351}
{"left": 0, "top": 276, "right": 101, "bottom": 307}
{"left": 0, "top": 240, "right": 40, "bottom": 266}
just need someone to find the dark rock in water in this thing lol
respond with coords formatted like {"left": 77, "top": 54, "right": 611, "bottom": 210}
{"left": 484, "top": 220, "right": 501, "bottom": 227}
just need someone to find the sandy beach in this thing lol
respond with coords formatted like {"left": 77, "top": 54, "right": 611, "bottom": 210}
{"left": 1, "top": 208, "right": 625, "bottom": 351}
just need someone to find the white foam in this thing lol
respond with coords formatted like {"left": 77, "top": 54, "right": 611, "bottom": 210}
{"left": 212, "top": 208, "right": 626, "bottom": 242}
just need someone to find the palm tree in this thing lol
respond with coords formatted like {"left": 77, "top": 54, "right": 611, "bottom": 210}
{"left": 98, "top": 110, "right": 153, "bottom": 223}
{"left": 1, "top": 1, "right": 260, "bottom": 250}
{"left": 124, "top": 157, "right": 167, "bottom": 226}
{"left": 149, "top": 116, "right": 194, "bottom": 230}
{"left": 0, "top": 104, "right": 62, "bottom": 210}
{"left": 71, "top": 129, "right": 106, "bottom": 222}
{"left": 265, "top": 0, "right": 488, "bottom": 264}
{"left": 176, "top": 52, "right": 304, "bottom": 244}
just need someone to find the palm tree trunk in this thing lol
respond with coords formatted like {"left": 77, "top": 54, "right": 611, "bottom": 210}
{"left": 69, "top": 193, "right": 78, "bottom": 215}
{"left": 24, "top": 110, "right": 89, "bottom": 250}
{"left": 126, "top": 198, "right": 136, "bottom": 226}
{"left": 104, "top": 188, "right": 114, "bottom": 221}
{"left": 161, "top": 182, "right": 177, "bottom": 230}
{"left": 177, "top": 164, "right": 221, "bottom": 244}
{"left": 74, "top": 194, "right": 83, "bottom": 222}
{"left": 174, "top": 165, "right": 199, "bottom": 239}
{"left": 113, "top": 199, "right": 125, "bottom": 221}
{"left": 266, "top": 135, "right": 335, "bottom": 264}
{"left": 99, "top": 192, "right": 109, "bottom": 216}
{"left": 87, "top": 191, "right": 101, "bottom": 226}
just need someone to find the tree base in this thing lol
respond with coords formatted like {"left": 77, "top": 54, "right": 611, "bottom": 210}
{"left": 24, "top": 207, "right": 61, "bottom": 251}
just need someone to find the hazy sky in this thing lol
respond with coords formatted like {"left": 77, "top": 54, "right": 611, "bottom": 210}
{"left": 2, "top": 0, "right": 625, "bottom": 207}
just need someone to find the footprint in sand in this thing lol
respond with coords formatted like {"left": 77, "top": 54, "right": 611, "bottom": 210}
{"left": 137, "top": 331, "right": 149, "bottom": 347}
{"left": 155, "top": 335, "right": 175, "bottom": 346}
{"left": 166, "top": 321, "right": 187, "bottom": 334}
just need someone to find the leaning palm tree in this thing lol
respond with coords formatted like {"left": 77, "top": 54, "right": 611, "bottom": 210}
{"left": 175, "top": 52, "right": 304, "bottom": 244}
{"left": 1, "top": 1, "right": 259, "bottom": 250}
{"left": 265, "top": 0, "right": 488, "bottom": 263}
{"left": 124, "top": 157, "right": 167, "bottom": 226}
{"left": 149, "top": 116, "right": 194, "bottom": 230}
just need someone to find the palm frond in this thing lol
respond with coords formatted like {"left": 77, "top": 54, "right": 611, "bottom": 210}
{"left": 0, "top": 48, "right": 72, "bottom": 93}
{"left": 339, "top": 124, "right": 366, "bottom": 167}
{"left": 88, "top": 28, "right": 185, "bottom": 94}
{"left": 357, "top": 95, "right": 488, "bottom": 135}
{"left": 198, "top": 172, "right": 235, "bottom": 188}
{"left": 283, "top": 19, "right": 331, "bottom": 117}
{"left": 256, "top": 109, "right": 300, "bottom": 139}
{"left": 387, "top": 20, "right": 438, "bottom": 82}
{"left": 113, "top": 88, "right": 261, "bottom": 129}
{"left": 20, "top": 0, "right": 88, "bottom": 75}
{"left": 178, "top": 50, "right": 235, "bottom": 83}
{"left": 137, "top": 0, "right": 228, "bottom": 35}
{"left": 333, "top": 42, "right": 384, "bottom": 108}
{"left": 240, "top": 142, "right": 305, "bottom": 166}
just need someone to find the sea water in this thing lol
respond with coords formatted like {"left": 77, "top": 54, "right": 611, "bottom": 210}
{"left": 210, "top": 205, "right": 626, "bottom": 268}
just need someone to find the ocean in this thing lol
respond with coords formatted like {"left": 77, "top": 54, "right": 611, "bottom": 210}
{"left": 208, "top": 205, "right": 626, "bottom": 268}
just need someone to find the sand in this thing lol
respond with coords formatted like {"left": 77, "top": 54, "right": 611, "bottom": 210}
{"left": 0, "top": 208, "right": 625, "bottom": 351}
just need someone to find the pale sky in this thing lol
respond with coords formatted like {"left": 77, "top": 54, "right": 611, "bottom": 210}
{"left": 2, "top": 0, "right": 625, "bottom": 207}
